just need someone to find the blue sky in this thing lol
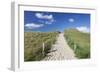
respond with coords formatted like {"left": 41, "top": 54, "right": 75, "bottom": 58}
{"left": 24, "top": 11, "right": 90, "bottom": 33}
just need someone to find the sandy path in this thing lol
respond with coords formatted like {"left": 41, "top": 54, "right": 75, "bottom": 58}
{"left": 43, "top": 33, "right": 76, "bottom": 61}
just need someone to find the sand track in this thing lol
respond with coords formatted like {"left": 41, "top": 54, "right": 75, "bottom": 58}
{"left": 43, "top": 33, "right": 76, "bottom": 61}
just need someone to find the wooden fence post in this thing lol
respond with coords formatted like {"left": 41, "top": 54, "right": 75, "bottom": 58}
{"left": 42, "top": 42, "right": 45, "bottom": 56}
{"left": 74, "top": 43, "right": 76, "bottom": 51}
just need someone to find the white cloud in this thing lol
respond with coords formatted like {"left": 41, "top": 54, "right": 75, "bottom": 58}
{"left": 35, "top": 13, "right": 53, "bottom": 20}
{"left": 35, "top": 13, "right": 56, "bottom": 25}
{"left": 45, "top": 21, "right": 52, "bottom": 24}
{"left": 76, "top": 26, "right": 90, "bottom": 33}
{"left": 68, "top": 18, "right": 75, "bottom": 22}
{"left": 25, "top": 23, "right": 44, "bottom": 29}
{"left": 45, "top": 19, "right": 56, "bottom": 24}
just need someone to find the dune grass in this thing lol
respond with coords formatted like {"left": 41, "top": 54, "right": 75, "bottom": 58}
{"left": 64, "top": 29, "right": 90, "bottom": 59}
{"left": 24, "top": 32, "right": 58, "bottom": 61}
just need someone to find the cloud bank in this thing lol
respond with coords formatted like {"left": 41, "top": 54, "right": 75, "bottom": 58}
{"left": 25, "top": 23, "right": 44, "bottom": 29}
{"left": 76, "top": 26, "right": 90, "bottom": 33}
{"left": 35, "top": 13, "right": 55, "bottom": 25}
{"left": 35, "top": 13, "right": 53, "bottom": 20}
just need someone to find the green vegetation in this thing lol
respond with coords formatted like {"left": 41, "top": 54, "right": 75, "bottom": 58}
{"left": 64, "top": 29, "right": 90, "bottom": 59}
{"left": 24, "top": 32, "right": 58, "bottom": 61}
{"left": 24, "top": 29, "right": 90, "bottom": 61}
